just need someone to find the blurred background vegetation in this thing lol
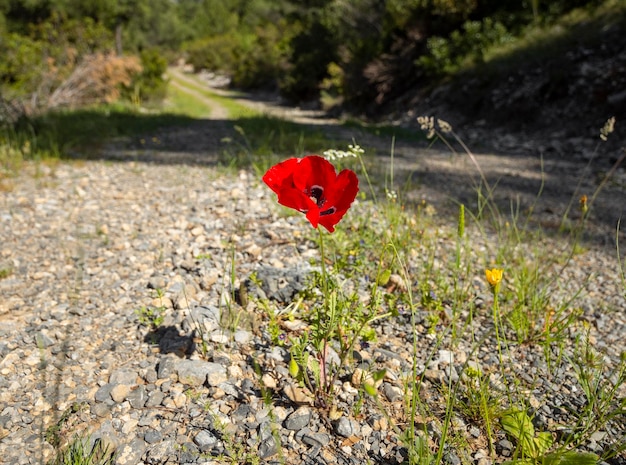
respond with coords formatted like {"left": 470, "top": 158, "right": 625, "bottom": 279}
{"left": 0, "top": 0, "right": 624, "bottom": 137}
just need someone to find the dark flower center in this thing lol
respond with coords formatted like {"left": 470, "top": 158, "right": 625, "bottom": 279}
{"left": 309, "top": 185, "right": 325, "bottom": 206}
{"left": 304, "top": 185, "right": 336, "bottom": 216}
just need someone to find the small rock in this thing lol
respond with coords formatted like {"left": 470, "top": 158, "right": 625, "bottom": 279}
{"left": 144, "top": 430, "right": 162, "bottom": 444}
{"left": 145, "top": 390, "right": 165, "bottom": 408}
{"left": 335, "top": 417, "right": 360, "bottom": 438}
{"left": 258, "top": 436, "right": 279, "bottom": 459}
{"left": 444, "top": 451, "right": 461, "bottom": 465}
{"left": 234, "top": 330, "right": 252, "bottom": 344}
{"left": 283, "top": 383, "right": 314, "bottom": 406}
{"left": 109, "top": 369, "right": 138, "bottom": 385}
{"left": 284, "top": 406, "right": 312, "bottom": 431}
{"left": 115, "top": 438, "right": 147, "bottom": 465}
{"left": 382, "top": 383, "right": 403, "bottom": 402}
{"left": 110, "top": 384, "right": 131, "bottom": 403}
{"left": 302, "top": 432, "right": 330, "bottom": 447}
{"left": 127, "top": 385, "right": 147, "bottom": 409}
{"left": 176, "top": 359, "right": 227, "bottom": 387}
{"left": 261, "top": 373, "right": 277, "bottom": 389}
{"left": 194, "top": 430, "right": 218, "bottom": 452}
{"left": 146, "top": 439, "right": 175, "bottom": 464}
{"left": 157, "top": 356, "right": 178, "bottom": 380}
{"left": 94, "top": 384, "right": 115, "bottom": 403}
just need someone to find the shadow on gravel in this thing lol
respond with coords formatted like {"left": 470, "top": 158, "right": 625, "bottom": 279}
{"left": 17, "top": 104, "right": 626, "bottom": 248}
{"left": 144, "top": 326, "right": 195, "bottom": 358}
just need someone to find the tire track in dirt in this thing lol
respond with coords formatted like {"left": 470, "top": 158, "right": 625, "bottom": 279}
{"left": 167, "top": 69, "right": 230, "bottom": 120}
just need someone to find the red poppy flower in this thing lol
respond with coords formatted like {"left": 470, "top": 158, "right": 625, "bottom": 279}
{"left": 263, "top": 155, "right": 359, "bottom": 233}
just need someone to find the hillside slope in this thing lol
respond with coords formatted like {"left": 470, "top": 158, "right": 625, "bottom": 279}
{"left": 389, "top": 8, "right": 626, "bottom": 160}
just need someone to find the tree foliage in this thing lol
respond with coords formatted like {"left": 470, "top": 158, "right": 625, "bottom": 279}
{"left": 1, "top": 0, "right": 617, "bottom": 112}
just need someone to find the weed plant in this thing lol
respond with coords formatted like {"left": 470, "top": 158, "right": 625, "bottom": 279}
{"left": 251, "top": 116, "right": 625, "bottom": 465}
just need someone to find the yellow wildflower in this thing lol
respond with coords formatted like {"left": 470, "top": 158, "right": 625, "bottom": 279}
{"left": 485, "top": 268, "right": 503, "bottom": 287}
{"left": 579, "top": 194, "right": 588, "bottom": 215}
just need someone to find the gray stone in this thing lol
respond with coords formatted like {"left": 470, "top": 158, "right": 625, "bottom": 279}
{"left": 284, "top": 406, "right": 312, "bottom": 431}
{"left": 144, "top": 430, "right": 162, "bottom": 444}
{"left": 194, "top": 430, "right": 218, "bottom": 452}
{"left": 127, "top": 385, "right": 147, "bottom": 409}
{"left": 175, "top": 359, "right": 227, "bottom": 387}
{"left": 382, "top": 383, "right": 403, "bottom": 402}
{"left": 301, "top": 432, "right": 330, "bottom": 447}
{"left": 109, "top": 369, "right": 138, "bottom": 385}
{"left": 145, "top": 390, "right": 165, "bottom": 408}
{"left": 266, "top": 346, "right": 289, "bottom": 363}
{"left": 334, "top": 417, "right": 360, "bottom": 438}
{"left": 91, "top": 403, "right": 110, "bottom": 418}
{"left": 94, "top": 384, "right": 114, "bottom": 403}
{"left": 157, "top": 356, "right": 178, "bottom": 380}
{"left": 217, "top": 381, "right": 239, "bottom": 398}
{"left": 234, "top": 329, "right": 253, "bottom": 344}
{"left": 146, "top": 439, "right": 175, "bottom": 464}
{"left": 35, "top": 332, "right": 55, "bottom": 348}
{"left": 258, "top": 436, "right": 279, "bottom": 459}
{"left": 115, "top": 438, "right": 147, "bottom": 465}
{"left": 444, "top": 451, "right": 461, "bottom": 465}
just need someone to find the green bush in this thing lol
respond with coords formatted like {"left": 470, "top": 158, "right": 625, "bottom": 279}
{"left": 185, "top": 21, "right": 289, "bottom": 90}
{"left": 231, "top": 23, "right": 288, "bottom": 89}
{"left": 0, "top": 32, "right": 45, "bottom": 99}
{"left": 278, "top": 21, "right": 337, "bottom": 101}
{"left": 124, "top": 49, "right": 169, "bottom": 103}
{"left": 185, "top": 35, "right": 238, "bottom": 73}
{"left": 417, "top": 18, "right": 513, "bottom": 77}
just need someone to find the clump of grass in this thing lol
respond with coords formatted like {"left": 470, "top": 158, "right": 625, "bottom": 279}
{"left": 47, "top": 435, "right": 116, "bottom": 465}
{"left": 0, "top": 266, "right": 13, "bottom": 279}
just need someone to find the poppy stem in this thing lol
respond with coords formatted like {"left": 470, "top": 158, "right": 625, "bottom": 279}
{"left": 317, "top": 227, "right": 328, "bottom": 298}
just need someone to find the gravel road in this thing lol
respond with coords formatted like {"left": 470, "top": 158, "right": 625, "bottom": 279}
{"left": 1, "top": 76, "right": 625, "bottom": 464}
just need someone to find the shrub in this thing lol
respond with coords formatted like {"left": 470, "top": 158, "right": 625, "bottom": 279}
{"left": 124, "top": 49, "right": 168, "bottom": 103}
{"left": 185, "top": 35, "right": 238, "bottom": 73}
{"left": 416, "top": 18, "right": 514, "bottom": 77}
{"left": 46, "top": 53, "right": 142, "bottom": 109}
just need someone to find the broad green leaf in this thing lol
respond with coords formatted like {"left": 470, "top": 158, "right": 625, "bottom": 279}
{"left": 308, "top": 356, "right": 320, "bottom": 383}
{"left": 363, "top": 382, "right": 377, "bottom": 396}
{"left": 501, "top": 409, "right": 536, "bottom": 457}
{"left": 289, "top": 357, "right": 299, "bottom": 378}
{"left": 542, "top": 451, "right": 598, "bottom": 465}
{"left": 377, "top": 269, "right": 392, "bottom": 286}
{"left": 372, "top": 369, "right": 387, "bottom": 382}
{"left": 502, "top": 459, "right": 535, "bottom": 465}
{"left": 531, "top": 432, "right": 553, "bottom": 457}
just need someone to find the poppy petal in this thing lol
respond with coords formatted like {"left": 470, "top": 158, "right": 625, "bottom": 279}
{"left": 262, "top": 158, "right": 299, "bottom": 194}
{"left": 275, "top": 186, "right": 315, "bottom": 214}
{"left": 317, "top": 169, "right": 359, "bottom": 232}
{"left": 293, "top": 156, "right": 336, "bottom": 191}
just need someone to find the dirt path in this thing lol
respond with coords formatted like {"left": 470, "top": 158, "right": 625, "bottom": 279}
{"left": 131, "top": 68, "right": 626, "bottom": 249}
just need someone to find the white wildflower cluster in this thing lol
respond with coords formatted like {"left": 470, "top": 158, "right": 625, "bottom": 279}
{"left": 385, "top": 188, "right": 398, "bottom": 202}
{"left": 323, "top": 144, "right": 364, "bottom": 161}
{"left": 600, "top": 116, "right": 615, "bottom": 141}
{"left": 417, "top": 116, "right": 453, "bottom": 139}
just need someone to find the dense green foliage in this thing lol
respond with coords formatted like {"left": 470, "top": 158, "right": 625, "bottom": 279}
{"left": 0, "top": 0, "right": 620, "bottom": 113}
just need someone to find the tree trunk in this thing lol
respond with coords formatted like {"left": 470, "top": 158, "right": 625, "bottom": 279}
{"left": 115, "top": 22, "right": 123, "bottom": 56}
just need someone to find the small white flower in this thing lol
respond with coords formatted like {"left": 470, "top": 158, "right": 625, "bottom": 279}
{"left": 600, "top": 116, "right": 615, "bottom": 141}
{"left": 323, "top": 145, "right": 361, "bottom": 161}
{"left": 437, "top": 119, "right": 452, "bottom": 133}
{"left": 386, "top": 189, "right": 397, "bottom": 201}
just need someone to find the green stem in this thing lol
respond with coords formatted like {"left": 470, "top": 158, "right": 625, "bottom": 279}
{"left": 318, "top": 227, "right": 328, "bottom": 297}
